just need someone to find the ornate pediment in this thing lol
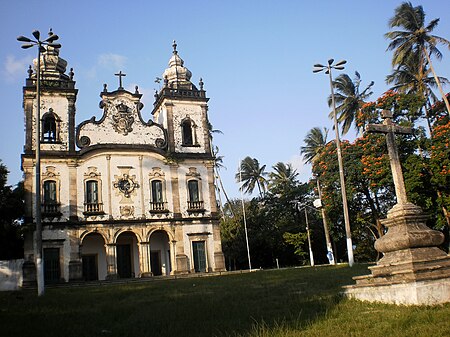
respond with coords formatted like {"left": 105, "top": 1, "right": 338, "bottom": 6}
{"left": 76, "top": 90, "right": 167, "bottom": 150}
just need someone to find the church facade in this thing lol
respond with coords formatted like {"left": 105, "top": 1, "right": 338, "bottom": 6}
{"left": 21, "top": 34, "right": 225, "bottom": 284}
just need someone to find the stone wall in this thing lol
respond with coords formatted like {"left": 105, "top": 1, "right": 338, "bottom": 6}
{"left": 0, "top": 259, "right": 23, "bottom": 291}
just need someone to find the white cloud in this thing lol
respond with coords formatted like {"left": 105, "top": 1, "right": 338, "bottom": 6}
{"left": 3, "top": 55, "right": 31, "bottom": 82}
{"left": 97, "top": 53, "right": 127, "bottom": 70}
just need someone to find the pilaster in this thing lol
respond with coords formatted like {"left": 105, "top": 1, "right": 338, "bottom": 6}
{"left": 67, "top": 159, "right": 78, "bottom": 221}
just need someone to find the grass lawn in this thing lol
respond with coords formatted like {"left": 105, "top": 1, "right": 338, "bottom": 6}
{"left": 1, "top": 264, "right": 449, "bottom": 337}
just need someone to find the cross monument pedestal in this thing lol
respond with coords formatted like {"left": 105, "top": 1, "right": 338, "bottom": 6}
{"left": 344, "top": 110, "right": 450, "bottom": 305}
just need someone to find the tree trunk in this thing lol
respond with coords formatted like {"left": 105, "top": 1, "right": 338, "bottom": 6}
{"left": 424, "top": 47, "right": 450, "bottom": 115}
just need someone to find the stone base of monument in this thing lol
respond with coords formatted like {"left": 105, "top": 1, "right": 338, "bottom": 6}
{"left": 344, "top": 202, "right": 450, "bottom": 305}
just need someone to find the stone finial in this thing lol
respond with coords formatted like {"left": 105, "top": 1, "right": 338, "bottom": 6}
{"left": 27, "top": 65, "right": 33, "bottom": 79}
{"left": 172, "top": 40, "right": 178, "bottom": 54}
{"left": 103, "top": 83, "right": 108, "bottom": 92}
{"left": 135, "top": 85, "right": 139, "bottom": 94}
{"left": 69, "top": 68, "right": 74, "bottom": 80}
{"left": 199, "top": 78, "right": 204, "bottom": 91}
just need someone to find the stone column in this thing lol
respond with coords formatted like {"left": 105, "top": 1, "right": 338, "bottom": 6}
{"left": 68, "top": 230, "right": 82, "bottom": 281}
{"left": 170, "top": 240, "right": 176, "bottom": 275}
{"left": 212, "top": 222, "right": 226, "bottom": 271}
{"left": 165, "top": 102, "right": 175, "bottom": 152}
{"left": 200, "top": 104, "right": 211, "bottom": 155}
{"left": 174, "top": 224, "right": 189, "bottom": 274}
{"left": 138, "top": 155, "right": 146, "bottom": 218}
{"left": 68, "top": 96, "right": 76, "bottom": 153}
{"left": 205, "top": 161, "right": 218, "bottom": 216}
{"left": 169, "top": 164, "right": 181, "bottom": 217}
{"left": 22, "top": 161, "right": 34, "bottom": 223}
{"left": 67, "top": 159, "right": 78, "bottom": 221}
{"left": 139, "top": 241, "right": 151, "bottom": 277}
{"left": 106, "top": 155, "right": 113, "bottom": 219}
{"left": 105, "top": 243, "right": 118, "bottom": 280}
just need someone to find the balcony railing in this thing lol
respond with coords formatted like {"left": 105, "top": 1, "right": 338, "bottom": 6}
{"left": 83, "top": 202, "right": 104, "bottom": 215}
{"left": 41, "top": 202, "right": 61, "bottom": 216}
{"left": 187, "top": 200, "right": 205, "bottom": 212}
{"left": 149, "top": 201, "right": 168, "bottom": 213}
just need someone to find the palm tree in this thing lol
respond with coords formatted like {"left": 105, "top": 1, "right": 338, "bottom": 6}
{"left": 386, "top": 1, "right": 450, "bottom": 114}
{"left": 328, "top": 72, "right": 374, "bottom": 135}
{"left": 386, "top": 52, "right": 448, "bottom": 131}
{"left": 236, "top": 157, "right": 267, "bottom": 198}
{"left": 300, "top": 128, "right": 335, "bottom": 264}
{"left": 300, "top": 127, "right": 328, "bottom": 164}
{"left": 268, "top": 162, "right": 298, "bottom": 194}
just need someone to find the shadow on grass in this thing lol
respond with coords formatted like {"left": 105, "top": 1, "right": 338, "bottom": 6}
{"left": 0, "top": 264, "right": 371, "bottom": 337}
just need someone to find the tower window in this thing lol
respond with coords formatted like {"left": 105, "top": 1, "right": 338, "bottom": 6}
{"left": 182, "top": 119, "right": 193, "bottom": 146}
{"left": 42, "top": 109, "right": 60, "bottom": 143}
{"left": 188, "top": 180, "right": 199, "bottom": 202}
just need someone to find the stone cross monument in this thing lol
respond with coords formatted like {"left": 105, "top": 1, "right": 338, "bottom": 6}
{"left": 365, "top": 109, "right": 411, "bottom": 204}
{"left": 344, "top": 109, "right": 450, "bottom": 305}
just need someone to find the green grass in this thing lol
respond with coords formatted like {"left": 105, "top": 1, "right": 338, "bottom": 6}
{"left": 1, "top": 264, "right": 449, "bottom": 337}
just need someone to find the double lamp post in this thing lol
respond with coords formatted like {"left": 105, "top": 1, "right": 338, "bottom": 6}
{"left": 17, "top": 30, "right": 61, "bottom": 296}
{"left": 313, "top": 59, "right": 354, "bottom": 267}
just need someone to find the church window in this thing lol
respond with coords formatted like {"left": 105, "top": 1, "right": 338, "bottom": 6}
{"left": 84, "top": 180, "right": 103, "bottom": 214}
{"left": 182, "top": 119, "right": 194, "bottom": 146}
{"left": 43, "top": 180, "right": 57, "bottom": 204}
{"left": 187, "top": 180, "right": 203, "bottom": 211}
{"left": 42, "top": 180, "right": 59, "bottom": 214}
{"left": 150, "top": 180, "right": 167, "bottom": 212}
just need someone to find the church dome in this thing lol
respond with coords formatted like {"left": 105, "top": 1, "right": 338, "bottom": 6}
{"left": 162, "top": 41, "right": 193, "bottom": 89}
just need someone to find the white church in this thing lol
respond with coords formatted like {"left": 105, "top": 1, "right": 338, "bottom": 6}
{"left": 21, "top": 33, "right": 225, "bottom": 284}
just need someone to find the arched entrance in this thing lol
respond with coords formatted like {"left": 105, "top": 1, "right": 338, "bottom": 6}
{"left": 81, "top": 233, "right": 107, "bottom": 281}
{"left": 116, "top": 231, "right": 139, "bottom": 278}
{"left": 149, "top": 230, "right": 171, "bottom": 276}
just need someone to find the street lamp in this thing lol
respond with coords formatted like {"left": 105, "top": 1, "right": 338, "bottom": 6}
{"left": 238, "top": 159, "right": 252, "bottom": 271}
{"left": 297, "top": 204, "right": 315, "bottom": 267}
{"left": 17, "top": 30, "right": 61, "bottom": 296}
{"left": 313, "top": 59, "right": 354, "bottom": 267}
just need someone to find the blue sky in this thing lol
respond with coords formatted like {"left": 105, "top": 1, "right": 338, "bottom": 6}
{"left": 1, "top": 0, "right": 449, "bottom": 199}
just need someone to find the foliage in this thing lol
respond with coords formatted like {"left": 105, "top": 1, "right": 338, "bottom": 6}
{"left": 0, "top": 161, "right": 24, "bottom": 259}
{"left": 282, "top": 232, "right": 307, "bottom": 258}
{"left": 300, "top": 127, "right": 328, "bottom": 164}
{"left": 328, "top": 71, "right": 374, "bottom": 135}
{"left": 429, "top": 117, "right": 450, "bottom": 228}
{"left": 236, "top": 156, "right": 268, "bottom": 197}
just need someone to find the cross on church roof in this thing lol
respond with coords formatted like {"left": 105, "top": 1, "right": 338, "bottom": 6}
{"left": 115, "top": 71, "right": 126, "bottom": 90}
{"left": 366, "top": 110, "right": 413, "bottom": 205}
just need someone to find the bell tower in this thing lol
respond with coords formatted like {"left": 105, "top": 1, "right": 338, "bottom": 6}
{"left": 23, "top": 30, "right": 78, "bottom": 155}
{"left": 152, "top": 41, "right": 211, "bottom": 155}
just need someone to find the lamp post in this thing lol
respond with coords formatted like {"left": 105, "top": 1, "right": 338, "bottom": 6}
{"left": 238, "top": 159, "right": 252, "bottom": 271}
{"left": 17, "top": 30, "right": 61, "bottom": 296}
{"left": 313, "top": 59, "right": 354, "bottom": 267}
{"left": 297, "top": 204, "right": 315, "bottom": 267}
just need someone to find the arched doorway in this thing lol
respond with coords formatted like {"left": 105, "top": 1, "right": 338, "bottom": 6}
{"left": 149, "top": 230, "right": 171, "bottom": 276}
{"left": 81, "top": 233, "right": 107, "bottom": 281}
{"left": 116, "top": 231, "right": 139, "bottom": 278}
